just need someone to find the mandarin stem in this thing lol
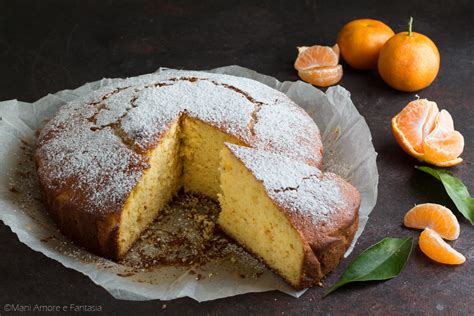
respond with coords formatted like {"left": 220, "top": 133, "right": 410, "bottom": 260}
{"left": 408, "top": 17, "right": 413, "bottom": 36}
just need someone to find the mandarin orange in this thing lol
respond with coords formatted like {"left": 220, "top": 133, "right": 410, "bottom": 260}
{"left": 378, "top": 18, "right": 440, "bottom": 92}
{"left": 337, "top": 19, "right": 394, "bottom": 70}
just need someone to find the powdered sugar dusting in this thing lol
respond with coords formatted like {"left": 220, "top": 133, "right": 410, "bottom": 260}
{"left": 94, "top": 89, "right": 136, "bottom": 127}
{"left": 275, "top": 176, "right": 343, "bottom": 219}
{"left": 121, "top": 79, "right": 255, "bottom": 148}
{"left": 226, "top": 143, "right": 345, "bottom": 223}
{"left": 36, "top": 70, "right": 323, "bottom": 215}
{"left": 253, "top": 101, "right": 323, "bottom": 166}
{"left": 152, "top": 70, "right": 291, "bottom": 104}
{"left": 37, "top": 124, "right": 146, "bottom": 210}
{"left": 120, "top": 86, "right": 182, "bottom": 150}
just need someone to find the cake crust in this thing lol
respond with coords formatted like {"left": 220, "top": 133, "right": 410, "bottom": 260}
{"left": 293, "top": 174, "right": 360, "bottom": 288}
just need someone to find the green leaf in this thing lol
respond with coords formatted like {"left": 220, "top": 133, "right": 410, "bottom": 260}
{"left": 324, "top": 237, "right": 413, "bottom": 296}
{"left": 416, "top": 166, "right": 474, "bottom": 225}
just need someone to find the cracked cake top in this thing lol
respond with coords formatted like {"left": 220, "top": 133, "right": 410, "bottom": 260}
{"left": 35, "top": 70, "right": 323, "bottom": 215}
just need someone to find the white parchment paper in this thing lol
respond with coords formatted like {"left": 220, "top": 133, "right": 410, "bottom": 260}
{"left": 0, "top": 66, "right": 378, "bottom": 302}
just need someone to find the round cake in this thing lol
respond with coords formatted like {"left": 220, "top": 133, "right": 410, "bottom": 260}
{"left": 35, "top": 70, "right": 359, "bottom": 289}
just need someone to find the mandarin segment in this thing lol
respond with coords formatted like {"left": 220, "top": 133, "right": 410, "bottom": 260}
{"left": 404, "top": 203, "right": 460, "bottom": 240}
{"left": 332, "top": 44, "right": 340, "bottom": 59}
{"left": 423, "top": 129, "right": 464, "bottom": 164}
{"left": 436, "top": 110, "right": 454, "bottom": 130}
{"left": 294, "top": 43, "right": 343, "bottom": 87}
{"left": 418, "top": 228, "right": 465, "bottom": 265}
{"left": 294, "top": 45, "right": 339, "bottom": 71}
{"left": 298, "top": 65, "right": 343, "bottom": 87}
{"left": 422, "top": 110, "right": 464, "bottom": 166}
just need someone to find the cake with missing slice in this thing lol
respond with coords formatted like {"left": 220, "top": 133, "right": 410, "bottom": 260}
{"left": 35, "top": 69, "right": 359, "bottom": 289}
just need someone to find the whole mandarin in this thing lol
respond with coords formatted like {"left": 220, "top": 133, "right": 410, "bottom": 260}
{"left": 337, "top": 19, "right": 395, "bottom": 70}
{"left": 378, "top": 18, "right": 440, "bottom": 92}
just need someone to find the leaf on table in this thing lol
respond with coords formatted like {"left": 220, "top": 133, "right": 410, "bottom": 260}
{"left": 416, "top": 166, "right": 474, "bottom": 225}
{"left": 324, "top": 237, "right": 413, "bottom": 296}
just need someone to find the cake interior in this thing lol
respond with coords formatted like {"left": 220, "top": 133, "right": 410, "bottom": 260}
{"left": 218, "top": 146, "right": 305, "bottom": 288}
{"left": 181, "top": 117, "right": 243, "bottom": 199}
{"left": 117, "top": 116, "right": 243, "bottom": 257}
{"left": 118, "top": 119, "right": 183, "bottom": 257}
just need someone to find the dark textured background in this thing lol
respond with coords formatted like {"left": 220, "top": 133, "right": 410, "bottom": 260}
{"left": 1, "top": 0, "right": 473, "bottom": 314}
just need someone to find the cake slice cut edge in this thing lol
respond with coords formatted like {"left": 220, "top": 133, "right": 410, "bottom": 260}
{"left": 218, "top": 143, "right": 360, "bottom": 289}
{"left": 117, "top": 118, "right": 183, "bottom": 258}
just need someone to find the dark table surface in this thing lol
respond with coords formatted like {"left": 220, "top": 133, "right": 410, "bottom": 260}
{"left": 1, "top": 0, "right": 473, "bottom": 314}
